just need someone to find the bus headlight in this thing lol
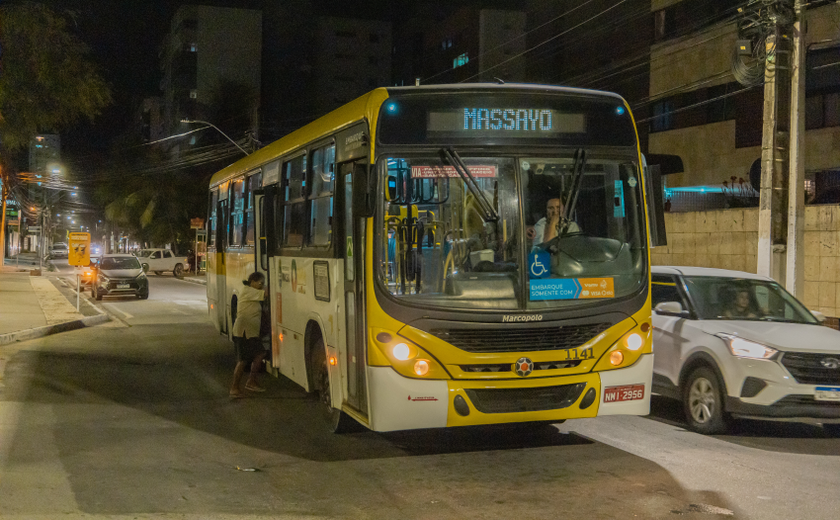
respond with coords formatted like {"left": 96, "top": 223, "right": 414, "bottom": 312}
{"left": 626, "top": 333, "right": 643, "bottom": 351}
{"left": 393, "top": 342, "right": 412, "bottom": 361}
{"left": 370, "top": 329, "right": 450, "bottom": 379}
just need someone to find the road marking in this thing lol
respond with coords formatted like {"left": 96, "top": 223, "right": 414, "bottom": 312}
{"left": 103, "top": 303, "right": 134, "bottom": 320}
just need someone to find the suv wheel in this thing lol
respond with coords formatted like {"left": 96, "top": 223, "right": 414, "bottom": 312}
{"left": 94, "top": 285, "right": 102, "bottom": 301}
{"left": 141, "top": 263, "right": 149, "bottom": 273}
{"left": 173, "top": 263, "right": 184, "bottom": 278}
{"left": 683, "top": 366, "right": 730, "bottom": 435}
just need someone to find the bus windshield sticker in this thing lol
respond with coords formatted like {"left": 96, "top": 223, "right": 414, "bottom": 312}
{"left": 528, "top": 252, "right": 551, "bottom": 279}
{"left": 529, "top": 277, "right": 615, "bottom": 301}
{"left": 313, "top": 261, "right": 330, "bottom": 302}
{"left": 411, "top": 165, "right": 497, "bottom": 178}
{"left": 614, "top": 180, "right": 626, "bottom": 218}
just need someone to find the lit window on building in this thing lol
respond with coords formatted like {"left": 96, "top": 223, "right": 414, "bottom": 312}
{"left": 453, "top": 53, "right": 469, "bottom": 69}
{"left": 189, "top": 43, "right": 197, "bottom": 52}
{"left": 190, "top": 90, "right": 198, "bottom": 99}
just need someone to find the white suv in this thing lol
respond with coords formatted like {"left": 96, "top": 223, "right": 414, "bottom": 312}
{"left": 134, "top": 248, "right": 187, "bottom": 277}
{"left": 651, "top": 266, "right": 840, "bottom": 436}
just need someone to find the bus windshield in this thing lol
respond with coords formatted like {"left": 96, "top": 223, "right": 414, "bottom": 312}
{"left": 376, "top": 151, "right": 646, "bottom": 310}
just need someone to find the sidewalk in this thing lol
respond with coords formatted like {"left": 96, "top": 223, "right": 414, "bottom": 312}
{"left": 0, "top": 258, "right": 110, "bottom": 346}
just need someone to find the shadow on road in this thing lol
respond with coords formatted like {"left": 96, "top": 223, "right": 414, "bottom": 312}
{"left": 648, "top": 395, "right": 839, "bottom": 455}
{"left": 0, "top": 326, "right": 746, "bottom": 519}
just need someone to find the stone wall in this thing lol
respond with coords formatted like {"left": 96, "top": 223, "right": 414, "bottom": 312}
{"left": 651, "top": 206, "right": 840, "bottom": 318}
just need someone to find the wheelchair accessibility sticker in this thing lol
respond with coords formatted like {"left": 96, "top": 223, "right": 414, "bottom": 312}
{"left": 528, "top": 253, "right": 551, "bottom": 279}
{"left": 529, "top": 275, "right": 615, "bottom": 301}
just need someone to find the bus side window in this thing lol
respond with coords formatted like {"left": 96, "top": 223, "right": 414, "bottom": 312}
{"left": 208, "top": 189, "right": 218, "bottom": 249}
{"left": 230, "top": 178, "right": 245, "bottom": 246}
{"left": 309, "top": 143, "right": 335, "bottom": 247}
{"left": 281, "top": 155, "right": 307, "bottom": 247}
{"left": 244, "top": 172, "right": 262, "bottom": 246}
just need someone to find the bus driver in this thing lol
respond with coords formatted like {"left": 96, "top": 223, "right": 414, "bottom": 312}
{"left": 531, "top": 197, "right": 579, "bottom": 247}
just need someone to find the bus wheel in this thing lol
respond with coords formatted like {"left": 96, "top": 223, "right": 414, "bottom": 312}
{"left": 312, "top": 338, "right": 357, "bottom": 433}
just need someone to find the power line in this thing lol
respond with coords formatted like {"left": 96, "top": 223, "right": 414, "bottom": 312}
{"left": 458, "top": 0, "right": 633, "bottom": 84}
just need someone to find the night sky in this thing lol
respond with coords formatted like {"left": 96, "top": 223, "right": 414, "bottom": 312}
{"left": 39, "top": 0, "right": 517, "bottom": 159}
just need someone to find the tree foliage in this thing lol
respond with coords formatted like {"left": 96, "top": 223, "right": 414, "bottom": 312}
{"left": 0, "top": 2, "right": 111, "bottom": 263}
{"left": 0, "top": 2, "right": 112, "bottom": 151}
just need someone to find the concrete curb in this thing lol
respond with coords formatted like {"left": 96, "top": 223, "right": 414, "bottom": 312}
{"left": 0, "top": 314, "right": 111, "bottom": 346}
{"left": 180, "top": 277, "right": 207, "bottom": 286}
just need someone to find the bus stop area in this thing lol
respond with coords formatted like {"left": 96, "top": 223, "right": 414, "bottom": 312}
{"left": 0, "top": 258, "right": 109, "bottom": 346}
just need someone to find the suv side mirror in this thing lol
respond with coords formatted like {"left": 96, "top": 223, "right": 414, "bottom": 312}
{"left": 654, "top": 301, "right": 689, "bottom": 318}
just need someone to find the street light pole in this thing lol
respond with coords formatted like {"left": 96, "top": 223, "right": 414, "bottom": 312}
{"left": 180, "top": 119, "right": 250, "bottom": 156}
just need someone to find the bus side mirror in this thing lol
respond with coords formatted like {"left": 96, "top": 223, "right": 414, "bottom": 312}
{"left": 352, "top": 162, "right": 376, "bottom": 218}
{"left": 644, "top": 160, "right": 667, "bottom": 247}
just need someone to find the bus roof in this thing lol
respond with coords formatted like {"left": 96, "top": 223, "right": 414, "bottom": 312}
{"left": 209, "top": 88, "right": 389, "bottom": 187}
{"left": 208, "top": 83, "right": 628, "bottom": 188}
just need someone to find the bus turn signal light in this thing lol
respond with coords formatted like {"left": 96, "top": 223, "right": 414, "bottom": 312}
{"left": 414, "top": 360, "right": 430, "bottom": 376}
{"left": 610, "top": 350, "right": 624, "bottom": 366}
{"left": 329, "top": 356, "right": 337, "bottom": 366}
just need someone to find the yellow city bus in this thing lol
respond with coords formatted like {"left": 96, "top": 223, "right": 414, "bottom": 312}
{"left": 207, "top": 84, "right": 658, "bottom": 432}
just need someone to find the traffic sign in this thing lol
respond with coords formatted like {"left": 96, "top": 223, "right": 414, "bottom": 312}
{"left": 68, "top": 232, "right": 91, "bottom": 266}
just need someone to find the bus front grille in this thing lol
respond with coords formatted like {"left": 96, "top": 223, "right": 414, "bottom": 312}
{"left": 464, "top": 383, "right": 586, "bottom": 413}
{"left": 432, "top": 323, "right": 612, "bottom": 353}
{"left": 459, "top": 360, "right": 582, "bottom": 373}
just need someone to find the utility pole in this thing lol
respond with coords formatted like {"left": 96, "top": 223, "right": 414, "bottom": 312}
{"left": 756, "top": 4, "right": 794, "bottom": 282}
{"left": 785, "top": 0, "right": 806, "bottom": 299}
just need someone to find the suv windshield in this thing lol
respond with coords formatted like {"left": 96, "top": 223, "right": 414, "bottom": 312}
{"left": 375, "top": 151, "right": 646, "bottom": 310}
{"left": 683, "top": 276, "right": 818, "bottom": 324}
{"left": 100, "top": 257, "right": 141, "bottom": 270}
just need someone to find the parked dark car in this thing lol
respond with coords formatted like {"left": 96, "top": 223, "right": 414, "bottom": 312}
{"left": 93, "top": 254, "right": 149, "bottom": 300}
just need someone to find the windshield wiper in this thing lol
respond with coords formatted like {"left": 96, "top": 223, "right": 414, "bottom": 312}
{"left": 442, "top": 148, "right": 499, "bottom": 222}
{"left": 560, "top": 148, "right": 587, "bottom": 236}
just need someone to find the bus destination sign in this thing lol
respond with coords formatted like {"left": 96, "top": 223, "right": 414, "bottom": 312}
{"left": 428, "top": 108, "right": 586, "bottom": 136}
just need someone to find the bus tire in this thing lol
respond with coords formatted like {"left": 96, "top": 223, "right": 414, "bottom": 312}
{"left": 311, "top": 337, "right": 357, "bottom": 433}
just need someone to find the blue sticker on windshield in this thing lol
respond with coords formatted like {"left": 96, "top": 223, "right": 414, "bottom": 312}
{"left": 614, "top": 180, "right": 625, "bottom": 218}
{"left": 530, "top": 279, "right": 581, "bottom": 300}
{"left": 528, "top": 252, "right": 551, "bottom": 279}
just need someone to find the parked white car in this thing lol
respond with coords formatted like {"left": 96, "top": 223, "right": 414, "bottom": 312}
{"left": 134, "top": 248, "right": 187, "bottom": 277}
{"left": 651, "top": 266, "right": 840, "bottom": 436}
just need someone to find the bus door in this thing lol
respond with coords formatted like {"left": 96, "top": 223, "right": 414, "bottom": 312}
{"left": 216, "top": 194, "right": 229, "bottom": 334}
{"left": 341, "top": 160, "right": 368, "bottom": 416}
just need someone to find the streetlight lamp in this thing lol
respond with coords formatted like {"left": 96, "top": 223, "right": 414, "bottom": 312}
{"left": 180, "top": 119, "right": 250, "bottom": 156}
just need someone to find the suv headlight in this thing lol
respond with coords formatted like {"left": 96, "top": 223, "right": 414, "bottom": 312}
{"left": 716, "top": 333, "right": 777, "bottom": 360}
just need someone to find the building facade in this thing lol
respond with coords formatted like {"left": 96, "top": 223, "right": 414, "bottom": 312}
{"left": 159, "top": 5, "right": 262, "bottom": 143}
{"left": 647, "top": 0, "right": 840, "bottom": 211}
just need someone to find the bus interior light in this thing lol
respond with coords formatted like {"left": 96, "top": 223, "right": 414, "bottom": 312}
{"left": 393, "top": 342, "right": 411, "bottom": 361}
{"left": 414, "top": 360, "right": 430, "bottom": 376}
{"left": 626, "top": 333, "right": 643, "bottom": 351}
{"left": 610, "top": 350, "right": 624, "bottom": 366}
{"left": 615, "top": 106, "right": 626, "bottom": 116}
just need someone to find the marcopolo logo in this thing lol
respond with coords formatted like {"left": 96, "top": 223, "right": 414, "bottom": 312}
{"left": 502, "top": 314, "right": 544, "bottom": 323}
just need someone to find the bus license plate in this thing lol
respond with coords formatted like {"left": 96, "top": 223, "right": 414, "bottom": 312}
{"left": 603, "top": 384, "right": 645, "bottom": 403}
{"left": 117, "top": 283, "right": 130, "bottom": 289}
{"left": 815, "top": 387, "right": 840, "bottom": 401}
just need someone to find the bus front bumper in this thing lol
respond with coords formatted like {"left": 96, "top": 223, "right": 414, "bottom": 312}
{"left": 367, "top": 354, "right": 653, "bottom": 431}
